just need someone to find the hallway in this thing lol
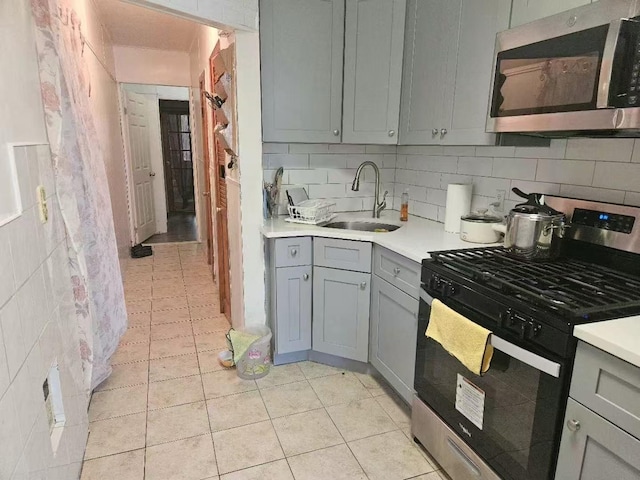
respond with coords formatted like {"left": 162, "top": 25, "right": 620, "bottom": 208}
{"left": 80, "top": 244, "right": 446, "bottom": 480}
{"left": 145, "top": 213, "right": 198, "bottom": 244}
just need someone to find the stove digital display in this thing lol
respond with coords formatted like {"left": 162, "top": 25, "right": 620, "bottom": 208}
{"left": 573, "top": 208, "right": 635, "bottom": 233}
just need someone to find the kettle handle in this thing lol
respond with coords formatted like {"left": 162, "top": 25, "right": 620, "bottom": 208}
{"left": 512, "top": 187, "right": 529, "bottom": 200}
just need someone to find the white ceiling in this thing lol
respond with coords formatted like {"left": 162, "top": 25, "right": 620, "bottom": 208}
{"left": 96, "top": 0, "right": 198, "bottom": 51}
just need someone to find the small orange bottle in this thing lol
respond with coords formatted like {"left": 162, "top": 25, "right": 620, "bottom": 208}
{"left": 400, "top": 190, "right": 409, "bottom": 221}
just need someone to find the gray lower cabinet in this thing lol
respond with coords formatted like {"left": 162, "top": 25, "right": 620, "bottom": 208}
{"left": 313, "top": 266, "right": 371, "bottom": 362}
{"left": 275, "top": 266, "right": 312, "bottom": 355}
{"left": 556, "top": 398, "right": 640, "bottom": 479}
{"left": 370, "top": 275, "right": 418, "bottom": 404}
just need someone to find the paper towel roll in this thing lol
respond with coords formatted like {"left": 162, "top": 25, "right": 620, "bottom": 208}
{"left": 444, "top": 183, "right": 473, "bottom": 233}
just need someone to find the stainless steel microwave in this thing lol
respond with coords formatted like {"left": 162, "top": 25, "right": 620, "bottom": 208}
{"left": 486, "top": 0, "right": 640, "bottom": 137}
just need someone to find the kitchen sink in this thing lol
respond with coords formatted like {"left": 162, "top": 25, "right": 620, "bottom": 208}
{"left": 323, "top": 221, "right": 401, "bottom": 232}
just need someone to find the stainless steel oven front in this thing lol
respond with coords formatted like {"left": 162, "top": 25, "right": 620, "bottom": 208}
{"left": 413, "top": 289, "right": 569, "bottom": 480}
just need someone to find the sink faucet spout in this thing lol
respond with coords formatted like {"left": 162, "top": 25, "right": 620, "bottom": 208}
{"left": 352, "top": 161, "right": 387, "bottom": 218}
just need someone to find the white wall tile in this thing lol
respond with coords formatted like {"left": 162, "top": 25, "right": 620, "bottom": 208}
{"left": 475, "top": 146, "right": 515, "bottom": 158}
{"left": 327, "top": 169, "right": 357, "bottom": 184}
{"left": 514, "top": 139, "right": 567, "bottom": 159}
{"left": 7, "top": 210, "right": 42, "bottom": 288}
{"left": 559, "top": 185, "right": 625, "bottom": 204}
{"left": 407, "top": 155, "right": 458, "bottom": 173}
{"left": 440, "top": 174, "right": 473, "bottom": 190}
{"left": 625, "top": 191, "right": 640, "bottom": 206}
{"left": 310, "top": 155, "right": 348, "bottom": 169}
{"left": 426, "top": 188, "right": 447, "bottom": 206}
{"left": 0, "top": 387, "right": 24, "bottom": 478}
{"left": 262, "top": 143, "right": 288, "bottom": 154}
{"left": 263, "top": 154, "right": 309, "bottom": 169}
{"left": 397, "top": 170, "right": 441, "bottom": 189}
{"left": 0, "top": 298, "right": 26, "bottom": 381}
{"left": 397, "top": 185, "right": 428, "bottom": 203}
{"left": 492, "top": 157, "right": 538, "bottom": 180}
{"left": 536, "top": 159, "right": 595, "bottom": 186}
{"left": 397, "top": 145, "right": 443, "bottom": 155}
{"left": 334, "top": 197, "right": 363, "bottom": 212}
{"left": 632, "top": 140, "right": 640, "bottom": 163}
{"left": 289, "top": 144, "right": 330, "bottom": 154}
{"left": 288, "top": 169, "right": 328, "bottom": 185}
{"left": 441, "top": 146, "right": 475, "bottom": 156}
{"left": 458, "top": 157, "right": 492, "bottom": 176}
{"left": 16, "top": 268, "right": 49, "bottom": 353}
{"left": 308, "top": 184, "right": 346, "bottom": 199}
{"left": 565, "top": 138, "right": 634, "bottom": 162}
{"left": 365, "top": 145, "right": 397, "bottom": 154}
{"left": 410, "top": 201, "right": 438, "bottom": 220}
{"left": 327, "top": 144, "right": 366, "bottom": 154}
{"left": 0, "top": 323, "right": 10, "bottom": 397}
{"left": 472, "top": 176, "right": 512, "bottom": 197}
{"left": 592, "top": 162, "right": 640, "bottom": 192}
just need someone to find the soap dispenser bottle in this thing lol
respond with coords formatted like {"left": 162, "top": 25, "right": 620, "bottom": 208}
{"left": 400, "top": 190, "right": 409, "bottom": 221}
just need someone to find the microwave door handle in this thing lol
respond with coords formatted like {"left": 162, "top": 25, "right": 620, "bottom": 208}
{"left": 597, "top": 19, "right": 623, "bottom": 109}
{"left": 491, "top": 335, "right": 561, "bottom": 378}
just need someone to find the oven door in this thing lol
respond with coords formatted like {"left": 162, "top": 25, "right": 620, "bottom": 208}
{"left": 416, "top": 290, "right": 568, "bottom": 480}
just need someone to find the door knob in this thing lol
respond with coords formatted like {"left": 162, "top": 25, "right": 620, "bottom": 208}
{"left": 333, "top": 129, "right": 340, "bottom": 136}
{"left": 432, "top": 128, "right": 439, "bottom": 136}
{"left": 149, "top": 172, "right": 156, "bottom": 177}
{"left": 393, "top": 267, "right": 401, "bottom": 276}
{"left": 360, "top": 281, "right": 367, "bottom": 290}
{"left": 567, "top": 419, "right": 581, "bottom": 432}
{"left": 440, "top": 128, "right": 448, "bottom": 137}
{"left": 303, "top": 273, "right": 309, "bottom": 281}
{"left": 388, "top": 130, "right": 395, "bottom": 137}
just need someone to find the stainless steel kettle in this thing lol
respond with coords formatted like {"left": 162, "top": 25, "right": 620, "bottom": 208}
{"left": 492, "top": 188, "right": 567, "bottom": 261}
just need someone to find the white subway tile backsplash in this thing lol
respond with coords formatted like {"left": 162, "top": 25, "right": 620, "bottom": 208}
{"left": 592, "top": 162, "right": 640, "bottom": 192}
{"left": 263, "top": 154, "right": 309, "bottom": 169}
{"left": 441, "top": 146, "right": 475, "bottom": 156}
{"left": 472, "top": 176, "right": 512, "bottom": 197}
{"left": 565, "top": 138, "right": 634, "bottom": 162}
{"left": 508, "top": 181, "right": 560, "bottom": 199}
{"left": 288, "top": 169, "right": 328, "bottom": 185}
{"left": 407, "top": 155, "right": 457, "bottom": 173}
{"left": 536, "top": 159, "right": 595, "bottom": 186}
{"left": 289, "top": 143, "right": 329, "bottom": 154}
{"left": 397, "top": 185, "right": 428, "bottom": 203}
{"left": 327, "top": 144, "right": 366, "bottom": 154}
{"left": 334, "top": 197, "right": 364, "bottom": 212}
{"left": 16, "top": 267, "right": 49, "bottom": 353}
{"left": 410, "top": 200, "right": 438, "bottom": 220}
{"left": 327, "top": 169, "right": 358, "bottom": 184}
{"left": 440, "top": 174, "right": 473, "bottom": 190}
{"left": 262, "top": 143, "right": 289, "bottom": 154}
{"left": 475, "top": 146, "right": 515, "bottom": 158}
{"left": 397, "top": 145, "right": 443, "bottom": 155}
{"left": 458, "top": 157, "right": 492, "bottom": 176}
{"left": 398, "top": 170, "right": 442, "bottom": 189}
{"left": 309, "top": 155, "right": 348, "bottom": 169}
{"left": 632, "top": 140, "right": 640, "bottom": 163}
{"left": 426, "top": 188, "right": 447, "bottom": 206}
{"left": 365, "top": 145, "right": 397, "bottom": 154}
{"left": 492, "top": 157, "right": 538, "bottom": 180}
{"left": 559, "top": 185, "right": 626, "bottom": 204}
{"left": 308, "top": 184, "right": 346, "bottom": 199}
{"left": 625, "top": 191, "right": 640, "bottom": 206}
{"left": 514, "top": 139, "right": 567, "bottom": 159}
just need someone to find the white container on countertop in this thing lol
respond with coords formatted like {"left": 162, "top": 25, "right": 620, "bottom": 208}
{"left": 460, "top": 209, "right": 504, "bottom": 243}
{"left": 444, "top": 183, "right": 472, "bottom": 233}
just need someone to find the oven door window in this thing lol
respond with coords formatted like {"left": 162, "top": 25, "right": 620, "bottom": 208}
{"left": 415, "top": 307, "right": 566, "bottom": 480}
{"left": 491, "top": 25, "right": 609, "bottom": 117}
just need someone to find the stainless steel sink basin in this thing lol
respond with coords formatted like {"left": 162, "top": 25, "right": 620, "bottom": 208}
{"left": 323, "top": 221, "right": 401, "bottom": 232}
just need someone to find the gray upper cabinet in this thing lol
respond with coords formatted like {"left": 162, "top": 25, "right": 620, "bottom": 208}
{"left": 342, "top": 0, "right": 406, "bottom": 144}
{"left": 556, "top": 398, "right": 640, "bottom": 479}
{"left": 275, "top": 265, "right": 312, "bottom": 355}
{"left": 399, "top": 0, "right": 511, "bottom": 145}
{"left": 510, "top": 0, "right": 592, "bottom": 27}
{"left": 313, "top": 266, "right": 371, "bottom": 362}
{"left": 370, "top": 275, "right": 419, "bottom": 403}
{"left": 260, "top": 0, "right": 345, "bottom": 143}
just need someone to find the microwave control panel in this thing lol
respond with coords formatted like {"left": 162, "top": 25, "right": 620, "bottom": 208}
{"left": 572, "top": 208, "right": 636, "bottom": 234}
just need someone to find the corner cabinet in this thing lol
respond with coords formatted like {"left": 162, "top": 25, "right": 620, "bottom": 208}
{"left": 399, "top": 0, "right": 511, "bottom": 145}
{"left": 260, "top": 0, "right": 345, "bottom": 143}
{"left": 275, "top": 266, "right": 312, "bottom": 354}
{"left": 259, "top": 0, "right": 406, "bottom": 144}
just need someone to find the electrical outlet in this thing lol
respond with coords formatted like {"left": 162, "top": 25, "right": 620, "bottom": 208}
{"left": 36, "top": 185, "right": 48, "bottom": 223}
{"left": 495, "top": 189, "right": 506, "bottom": 212}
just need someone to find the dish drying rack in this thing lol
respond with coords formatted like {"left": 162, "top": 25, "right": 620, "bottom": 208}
{"left": 285, "top": 199, "right": 336, "bottom": 225}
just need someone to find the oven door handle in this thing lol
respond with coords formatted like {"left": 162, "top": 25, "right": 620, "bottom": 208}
{"left": 420, "top": 288, "right": 433, "bottom": 306}
{"left": 596, "top": 19, "right": 622, "bottom": 109}
{"left": 491, "top": 335, "right": 561, "bottom": 378}
{"left": 446, "top": 438, "right": 481, "bottom": 477}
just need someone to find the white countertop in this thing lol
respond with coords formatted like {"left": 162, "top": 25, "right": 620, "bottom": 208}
{"left": 574, "top": 317, "right": 640, "bottom": 368}
{"left": 261, "top": 211, "right": 492, "bottom": 263}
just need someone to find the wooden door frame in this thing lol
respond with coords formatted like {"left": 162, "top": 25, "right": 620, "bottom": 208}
{"left": 200, "top": 73, "right": 215, "bottom": 273}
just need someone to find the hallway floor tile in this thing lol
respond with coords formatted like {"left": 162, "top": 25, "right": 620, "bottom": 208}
{"left": 81, "top": 244, "right": 449, "bottom": 480}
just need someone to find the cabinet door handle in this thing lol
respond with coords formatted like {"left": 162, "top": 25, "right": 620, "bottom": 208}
{"left": 440, "top": 128, "right": 448, "bottom": 137}
{"left": 333, "top": 129, "right": 340, "bottom": 136}
{"left": 290, "top": 248, "right": 297, "bottom": 257}
{"left": 360, "top": 281, "right": 367, "bottom": 290}
{"left": 393, "top": 267, "right": 401, "bottom": 276}
{"left": 431, "top": 128, "right": 439, "bottom": 136}
{"left": 388, "top": 130, "right": 395, "bottom": 137}
{"left": 567, "top": 419, "right": 581, "bottom": 432}
{"left": 303, "top": 273, "right": 309, "bottom": 281}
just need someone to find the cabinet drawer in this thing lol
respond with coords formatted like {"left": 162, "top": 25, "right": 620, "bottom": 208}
{"left": 274, "top": 237, "right": 312, "bottom": 267}
{"left": 373, "top": 246, "right": 421, "bottom": 299}
{"left": 314, "top": 238, "right": 372, "bottom": 273}
{"left": 570, "top": 341, "right": 640, "bottom": 439}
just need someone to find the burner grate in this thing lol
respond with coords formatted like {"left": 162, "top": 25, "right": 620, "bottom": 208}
{"left": 430, "top": 247, "right": 640, "bottom": 318}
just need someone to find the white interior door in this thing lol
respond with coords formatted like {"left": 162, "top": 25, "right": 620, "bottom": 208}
{"left": 125, "top": 91, "right": 156, "bottom": 243}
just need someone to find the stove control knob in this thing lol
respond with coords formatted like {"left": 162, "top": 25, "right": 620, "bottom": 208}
{"left": 528, "top": 322, "right": 541, "bottom": 338}
{"left": 519, "top": 322, "right": 528, "bottom": 340}
{"left": 498, "top": 309, "right": 512, "bottom": 327}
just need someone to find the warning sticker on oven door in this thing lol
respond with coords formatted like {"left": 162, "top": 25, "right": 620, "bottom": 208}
{"left": 455, "top": 374, "right": 485, "bottom": 430}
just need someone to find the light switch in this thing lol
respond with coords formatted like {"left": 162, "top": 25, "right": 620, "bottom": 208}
{"left": 36, "top": 185, "right": 48, "bottom": 223}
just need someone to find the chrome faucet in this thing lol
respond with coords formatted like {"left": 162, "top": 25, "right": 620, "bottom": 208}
{"left": 351, "top": 161, "right": 388, "bottom": 218}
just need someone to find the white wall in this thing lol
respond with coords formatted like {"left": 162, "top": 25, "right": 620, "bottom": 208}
{"left": 121, "top": 84, "right": 190, "bottom": 234}
{"left": 114, "top": 45, "right": 191, "bottom": 86}
{"left": 0, "top": 2, "right": 89, "bottom": 478}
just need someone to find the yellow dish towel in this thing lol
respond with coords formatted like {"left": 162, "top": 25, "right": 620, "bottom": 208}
{"left": 426, "top": 299, "right": 494, "bottom": 376}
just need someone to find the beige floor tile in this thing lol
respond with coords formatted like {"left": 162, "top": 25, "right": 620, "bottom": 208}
{"left": 326, "top": 397, "right": 398, "bottom": 442}
{"left": 298, "top": 361, "right": 348, "bottom": 380}
{"left": 260, "top": 380, "right": 322, "bottom": 418}
{"left": 309, "top": 373, "right": 372, "bottom": 407}
{"left": 192, "top": 317, "right": 230, "bottom": 335}
{"left": 152, "top": 296, "right": 189, "bottom": 311}
{"left": 212, "top": 420, "right": 284, "bottom": 475}
{"left": 198, "top": 350, "right": 227, "bottom": 374}
{"left": 256, "top": 363, "right": 305, "bottom": 389}
{"left": 188, "top": 295, "right": 221, "bottom": 308}
{"left": 153, "top": 264, "right": 183, "bottom": 272}
{"left": 272, "top": 408, "right": 343, "bottom": 456}
{"left": 111, "top": 343, "right": 149, "bottom": 365}
{"left": 128, "top": 312, "right": 151, "bottom": 328}
{"left": 202, "top": 369, "right": 257, "bottom": 399}
{"left": 126, "top": 299, "right": 151, "bottom": 314}
{"left": 190, "top": 305, "right": 222, "bottom": 319}
{"left": 195, "top": 331, "right": 229, "bottom": 352}
{"left": 84, "top": 413, "right": 146, "bottom": 459}
{"left": 186, "top": 285, "right": 217, "bottom": 296}
{"left": 375, "top": 393, "right": 411, "bottom": 429}
{"left": 88, "top": 384, "right": 148, "bottom": 422}
{"left": 120, "top": 326, "right": 150, "bottom": 345}
{"left": 146, "top": 401, "right": 210, "bottom": 446}
{"left": 125, "top": 289, "right": 151, "bottom": 301}
{"left": 207, "top": 390, "right": 269, "bottom": 432}
{"left": 80, "top": 449, "right": 144, "bottom": 480}
{"left": 412, "top": 472, "right": 449, "bottom": 480}
{"left": 353, "top": 372, "right": 394, "bottom": 397}
{"left": 150, "top": 321, "right": 193, "bottom": 341}
{"left": 152, "top": 279, "right": 184, "bottom": 290}
{"left": 152, "top": 285, "right": 186, "bottom": 298}
{"left": 183, "top": 274, "right": 214, "bottom": 286}
{"left": 145, "top": 434, "right": 218, "bottom": 480}
{"left": 287, "top": 444, "right": 367, "bottom": 480}
{"left": 148, "top": 375, "right": 204, "bottom": 410}
{"left": 151, "top": 307, "right": 191, "bottom": 325}
{"left": 152, "top": 271, "right": 182, "bottom": 281}
{"left": 149, "top": 336, "right": 196, "bottom": 360}
{"left": 349, "top": 430, "right": 433, "bottom": 480}
{"left": 149, "top": 353, "right": 200, "bottom": 382}
{"left": 95, "top": 362, "right": 148, "bottom": 391}
{"left": 219, "top": 459, "right": 293, "bottom": 480}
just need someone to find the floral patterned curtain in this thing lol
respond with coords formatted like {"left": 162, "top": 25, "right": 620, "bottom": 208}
{"left": 31, "top": 0, "right": 127, "bottom": 391}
